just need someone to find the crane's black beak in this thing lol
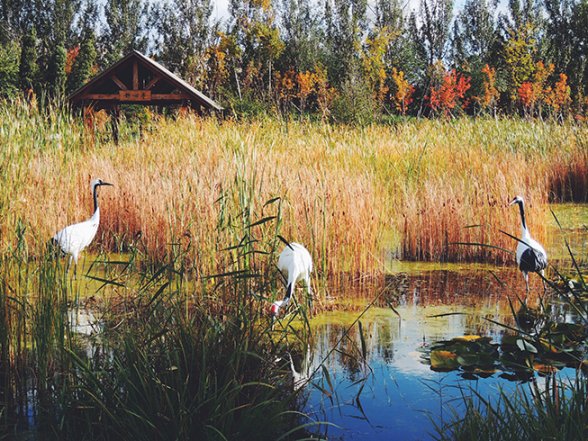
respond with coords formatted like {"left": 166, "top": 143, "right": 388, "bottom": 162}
{"left": 100, "top": 182, "right": 114, "bottom": 187}
{"left": 508, "top": 197, "right": 518, "bottom": 206}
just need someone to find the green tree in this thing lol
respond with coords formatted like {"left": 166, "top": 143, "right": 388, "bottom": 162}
{"left": 543, "top": 0, "right": 574, "bottom": 75}
{"left": 0, "top": 0, "right": 35, "bottom": 43}
{"left": 451, "top": 0, "right": 497, "bottom": 67}
{"left": 19, "top": 27, "right": 39, "bottom": 93}
{"left": 278, "top": 0, "right": 324, "bottom": 73}
{"left": 411, "top": 0, "right": 454, "bottom": 68}
{"left": 0, "top": 41, "right": 20, "bottom": 97}
{"left": 67, "top": 30, "right": 96, "bottom": 92}
{"left": 34, "top": 0, "right": 81, "bottom": 86}
{"left": 48, "top": 43, "right": 67, "bottom": 99}
{"left": 495, "top": 0, "right": 543, "bottom": 107}
{"left": 152, "top": 0, "right": 214, "bottom": 87}
{"left": 322, "top": 0, "right": 367, "bottom": 87}
{"left": 229, "top": 0, "right": 284, "bottom": 98}
{"left": 451, "top": 0, "right": 498, "bottom": 114}
{"left": 570, "top": 0, "right": 588, "bottom": 102}
{"left": 374, "top": 0, "right": 408, "bottom": 70}
{"left": 100, "top": 0, "right": 148, "bottom": 66}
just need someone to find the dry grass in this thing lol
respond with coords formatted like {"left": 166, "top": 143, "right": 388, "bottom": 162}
{"left": 1, "top": 103, "right": 586, "bottom": 278}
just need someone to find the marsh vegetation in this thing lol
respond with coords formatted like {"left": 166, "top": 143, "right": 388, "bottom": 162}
{"left": 0, "top": 103, "right": 587, "bottom": 439}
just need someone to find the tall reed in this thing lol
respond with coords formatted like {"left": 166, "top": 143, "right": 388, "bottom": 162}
{"left": 0, "top": 173, "right": 320, "bottom": 439}
{"left": 1, "top": 101, "right": 586, "bottom": 278}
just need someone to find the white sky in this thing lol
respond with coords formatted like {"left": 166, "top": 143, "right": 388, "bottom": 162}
{"left": 210, "top": 0, "right": 504, "bottom": 26}
{"left": 211, "top": 0, "right": 230, "bottom": 23}
{"left": 210, "top": 0, "right": 439, "bottom": 24}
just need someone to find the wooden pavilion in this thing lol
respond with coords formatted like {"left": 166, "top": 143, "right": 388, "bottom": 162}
{"left": 68, "top": 50, "right": 223, "bottom": 115}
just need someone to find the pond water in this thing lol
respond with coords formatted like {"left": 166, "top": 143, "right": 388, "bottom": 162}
{"left": 300, "top": 204, "right": 587, "bottom": 440}
{"left": 44, "top": 204, "right": 588, "bottom": 440}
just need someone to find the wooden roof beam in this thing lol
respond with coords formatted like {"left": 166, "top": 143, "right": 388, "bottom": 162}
{"left": 110, "top": 74, "right": 128, "bottom": 90}
{"left": 145, "top": 75, "right": 161, "bottom": 89}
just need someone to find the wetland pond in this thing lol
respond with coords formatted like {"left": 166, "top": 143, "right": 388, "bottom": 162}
{"left": 297, "top": 204, "right": 587, "bottom": 440}
{"left": 61, "top": 204, "right": 586, "bottom": 440}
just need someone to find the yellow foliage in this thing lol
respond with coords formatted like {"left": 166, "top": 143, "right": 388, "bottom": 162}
{"left": 545, "top": 73, "right": 571, "bottom": 113}
{"left": 361, "top": 29, "right": 391, "bottom": 106}
{"left": 390, "top": 68, "right": 414, "bottom": 115}
{"left": 314, "top": 66, "right": 337, "bottom": 119}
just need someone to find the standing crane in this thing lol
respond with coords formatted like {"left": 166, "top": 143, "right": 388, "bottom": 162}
{"left": 51, "top": 178, "right": 113, "bottom": 275}
{"left": 270, "top": 242, "right": 313, "bottom": 317}
{"left": 509, "top": 195, "right": 548, "bottom": 292}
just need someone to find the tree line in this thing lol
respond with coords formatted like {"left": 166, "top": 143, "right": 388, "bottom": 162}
{"left": 1, "top": 0, "right": 587, "bottom": 121}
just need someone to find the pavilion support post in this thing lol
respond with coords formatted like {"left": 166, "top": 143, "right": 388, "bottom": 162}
{"left": 111, "top": 105, "right": 120, "bottom": 144}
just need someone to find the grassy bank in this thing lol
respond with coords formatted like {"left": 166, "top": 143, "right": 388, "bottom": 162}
{"left": 1, "top": 102, "right": 587, "bottom": 279}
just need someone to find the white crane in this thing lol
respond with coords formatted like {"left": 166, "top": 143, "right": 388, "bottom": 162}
{"left": 509, "top": 195, "right": 548, "bottom": 292}
{"left": 51, "top": 178, "right": 113, "bottom": 274}
{"left": 270, "top": 242, "right": 313, "bottom": 317}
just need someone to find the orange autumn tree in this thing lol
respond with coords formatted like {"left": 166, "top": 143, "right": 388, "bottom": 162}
{"left": 428, "top": 69, "right": 471, "bottom": 116}
{"left": 390, "top": 67, "right": 414, "bottom": 115}
{"left": 65, "top": 46, "right": 80, "bottom": 75}
{"left": 296, "top": 70, "right": 317, "bottom": 113}
{"left": 518, "top": 61, "right": 554, "bottom": 116}
{"left": 545, "top": 73, "right": 571, "bottom": 117}
{"left": 314, "top": 65, "right": 337, "bottom": 120}
{"left": 531, "top": 61, "right": 554, "bottom": 113}
{"left": 518, "top": 81, "right": 535, "bottom": 114}
{"left": 274, "top": 68, "right": 297, "bottom": 112}
{"left": 475, "top": 64, "right": 499, "bottom": 114}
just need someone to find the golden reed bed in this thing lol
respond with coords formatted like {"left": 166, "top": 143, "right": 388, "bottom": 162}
{"left": 1, "top": 106, "right": 586, "bottom": 277}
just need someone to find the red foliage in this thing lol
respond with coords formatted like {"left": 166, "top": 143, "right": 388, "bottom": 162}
{"left": 517, "top": 82, "right": 535, "bottom": 109}
{"left": 428, "top": 70, "right": 471, "bottom": 116}
{"left": 65, "top": 46, "right": 80, "bottom": 75}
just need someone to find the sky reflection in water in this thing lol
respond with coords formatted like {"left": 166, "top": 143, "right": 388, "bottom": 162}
{"left": 303, "top": 268, "right": 579, "bottom": 440}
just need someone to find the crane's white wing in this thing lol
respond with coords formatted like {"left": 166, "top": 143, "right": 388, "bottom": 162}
{"left": 53, "top": 218, "right": 99, "bottom": 257}
{"left": 278, "top": 242, "right": 313, "bottom": 284}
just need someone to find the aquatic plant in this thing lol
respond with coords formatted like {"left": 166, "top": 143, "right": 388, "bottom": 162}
{"left": 432, "top": 376, "right": 588, "bottom": 441}
{"left": 432, "top": 218, "right": 588, "bottom": 440}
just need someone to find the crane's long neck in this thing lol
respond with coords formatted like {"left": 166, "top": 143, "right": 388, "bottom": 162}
{"left": 517, "top": 200, "right": 529, "bottom": 236}
{"left": 284, "top": 282, "right": 295, "bottom": 302}
{"left": 93, "top": 184, "right": 99, "bottom": 214}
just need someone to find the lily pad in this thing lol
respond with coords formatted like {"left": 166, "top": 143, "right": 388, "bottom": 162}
{"left": 453, "top": 335, "right": 483, "bottom": 342}
{"left": 430, "top": 350, "right": 460, "bottom": 370}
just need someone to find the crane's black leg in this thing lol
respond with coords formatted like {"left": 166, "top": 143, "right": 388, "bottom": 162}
{"left": 524, "top": 272, "right": 529, "bottom": 292}
{"left": 305, "top": 277, "right": 313, "bottom": 313}
{"left": 523, "top": 272, "right": 529, "bottom": 305}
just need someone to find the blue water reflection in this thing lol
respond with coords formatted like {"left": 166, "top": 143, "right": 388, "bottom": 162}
{"left": 302, "top": 268, "right": 578, "bottom": 440}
